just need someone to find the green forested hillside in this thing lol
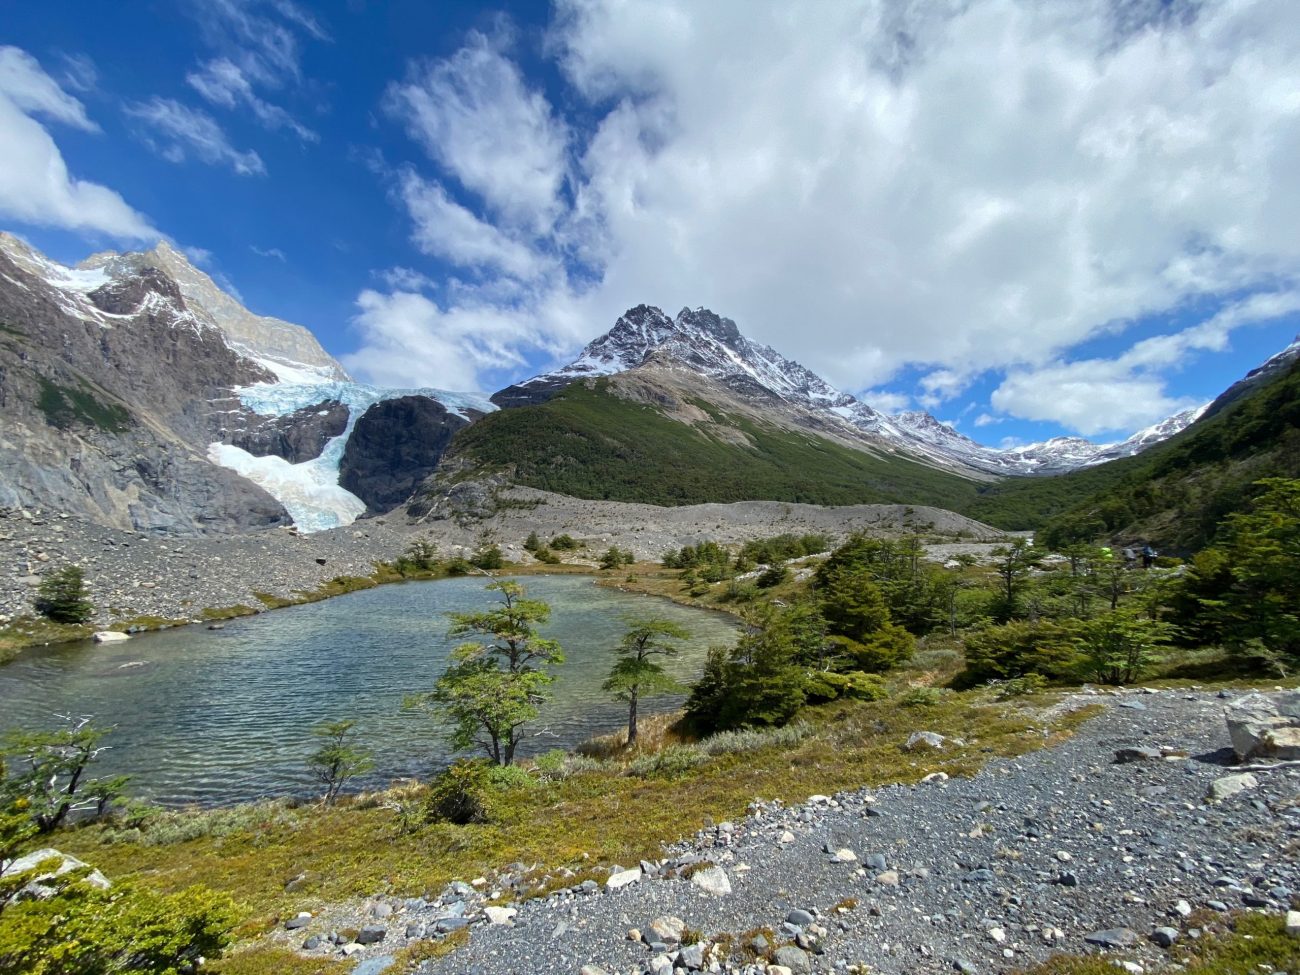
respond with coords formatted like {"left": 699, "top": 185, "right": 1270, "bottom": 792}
{"left": 446, "top": 357, "right": 1300, "bottom": 552}
{"left": 975, "top": 356, "right": 1300, "bottom": 551}
{"left": 447, "top": 380, "right": 984, "bottom": 511}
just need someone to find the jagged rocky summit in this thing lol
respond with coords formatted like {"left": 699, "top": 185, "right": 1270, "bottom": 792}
{"left": 0, "top": 233, "right": 489, "bottom": 534}
{"left": 493, "top": 303, "right": 1208, "bottom": 477}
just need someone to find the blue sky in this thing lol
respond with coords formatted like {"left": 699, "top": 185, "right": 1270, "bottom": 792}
{"left": 3, "top": 0, "right": 1299, "bottom": 449}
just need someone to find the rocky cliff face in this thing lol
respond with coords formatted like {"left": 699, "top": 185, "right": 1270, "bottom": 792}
{"left": 339, "top": 396, "right": 482, "bottom": 512}
{"left": 80, "top": 240, "right": 349, "bottom": 382}
{"left": 0, "top": 237, "right": 290, "bottom": 533}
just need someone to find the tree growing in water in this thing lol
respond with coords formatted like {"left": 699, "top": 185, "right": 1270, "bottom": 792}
{"left": 603, "top": 617, "right": 689, "bottom": 746}
{"left": 413, "top": 581, "right": 564, "bottom": 766}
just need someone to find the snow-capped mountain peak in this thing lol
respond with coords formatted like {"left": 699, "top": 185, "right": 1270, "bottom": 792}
{"left": 494, "top": 302, "right": 1213, "bottom": 476}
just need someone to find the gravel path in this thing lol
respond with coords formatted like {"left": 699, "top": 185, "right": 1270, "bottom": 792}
{"left": 285, "top": 689, "right": 1297, "bottom": 975}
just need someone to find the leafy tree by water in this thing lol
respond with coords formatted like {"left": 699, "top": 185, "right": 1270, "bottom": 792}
{"left": 603, "top": 617, "right": 689, "bottom": 746}
{"left": 412, "top": 581, "right": 564, "bottom": 766}
{"left": 34, "top": 565, "right": 93, "bottom": 624}
{"left": 2, "top": 716, "right": 124, "bottom": 833}
{"left": 307, "top": 719, "right": 374, "bottom": 805}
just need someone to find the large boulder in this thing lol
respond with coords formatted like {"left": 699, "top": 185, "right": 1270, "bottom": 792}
{"left": 1224, "top": 692, "right": 1300, "bottom": 761}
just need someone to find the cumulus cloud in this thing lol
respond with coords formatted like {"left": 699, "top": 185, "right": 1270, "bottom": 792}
{"left": 187, "top": 57, "right": 317, "bottom": 141}
{"left": 0, "top": 47, "right": 155, "bottom": 239}
{"left": 991, "top": 288, "right": 1300, "bottom": 433}
{"left": 354, "top": 0, "right": 1300, "bottom": 413}
{"left": 385, "top": 31, "right": 569, "bottom": 234}
{"left": 125, "top": 97, "right": 266, "bottom": 175}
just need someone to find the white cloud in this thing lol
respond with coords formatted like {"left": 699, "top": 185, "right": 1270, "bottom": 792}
{"left": 385, "top": 31, "right": 569, "bottom": 234}
{"left": 859, "top": 389, "right": 911, "bottom": 413}
{"left": 189, "top": 0, "right": 328, "bottom": 85}
{"left": 398, "top": 171, "right": 549, "bottom": 280}
{"left": 991, "top": 287, "right": 1300, "bottom": 433}
{"left": 187, "top": 57, "right": 317, "bottom": 142}
{"left": 0, "top": 47, "right": 155, "bottom": 240}
{"left": 993, "top": 358, "right": 1195, "bottom": 436}
{"left": 355, "top": 0, "right": 1300, "bottom": 402}
{"left": 250, "top": 244, "right": 286, "bottom": 261}
{"left": 126, "top": 97, "right": 266, "bottom": 175}
{"left": 0, "top": 46, "right": 97, "bottom": 131}
{"left": 973, "top": 413, "right": 1001, "bottom": 428}
{"left": 57, "top": 52, "right": 98, "bottom": 94}
{"left": 183, "top": 245, "right": 214, "bottom": 266}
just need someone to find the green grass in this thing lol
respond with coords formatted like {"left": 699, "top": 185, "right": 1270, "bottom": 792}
{"left": 448, "top": 379, "right": 984, "bottom": 510}
{"left": 973, "top": 356, "right": 1300, "bottom": 549}
{"left": 36, "top": 376, "right": 133, "bottom": 433}
{"left": 55, "top": 689, "right": 1093, "bottom": 933}
{"left": 1016, "top": 912, "right": 1300, "bottom": 975}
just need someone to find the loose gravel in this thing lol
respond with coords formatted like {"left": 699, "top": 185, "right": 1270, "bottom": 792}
{"left": 276, "top": 689, "right": 1299, "bottom": 975}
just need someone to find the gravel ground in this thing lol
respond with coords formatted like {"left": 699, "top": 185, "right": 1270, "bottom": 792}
{"left": 278, "top": 689, "right": 1299, "bottom": 975}
{"left": 0, "top": 490, "right": 1006, "bottom": 627}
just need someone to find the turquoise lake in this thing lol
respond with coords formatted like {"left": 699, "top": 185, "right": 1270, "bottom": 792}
{"left": 0, "top": 576, "right": 738, "bottom": 806}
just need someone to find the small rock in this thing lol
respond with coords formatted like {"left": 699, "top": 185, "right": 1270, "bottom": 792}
{"left": 484, "top": 906, "right": 516, "bottom": 925}
{"left": 1287, "top": 910, "right": 1300, "bottom": 938}
{"left": 340, "top": 943, "right": 364, "bottom": 957}
{"left": 356, "top": 925, "right": 386, "bottom": 945}
{"left": 1084, "top": 928, "right": 1139, "bottom": 949}
{"left": 1173, "top": 900, "right": 1193, "bottom": 918}
{"left": 606, "top": 867, "right": 641, "bottom": 890}
{"left": 876, "top": 870, "right": 900, "bottom": 886}
{"left": 1151, "top": 927, "right": 1180, "bottom": 948}
{"left": 678, "top": 943, "right": 706, "bottom": 970}
{"left": 922, "top": 772, "right": 949, "bottom": 784}
{"left": 690, "top": 865, "right": 731, "bottom": 896}
{"left": 831, "top": 848, "right": 857, "bottom": 863}
{"left": 987, "top": 927, "right": 1006, "bottom": 943}
{"left": 905, "top": 731, "right": 946, "bottom": 751}
{"left": 650, "top": 916, "right": 685, "bottom": 943}
{"left": 579, "top": 967, "right": 609, "bottom": 975}
{"left": 1208, "top": 772, "right": 1259, "bottom": 802}
{"left": 772, "top": 945, "right": 811, "bottom": 974}
{"left": 302, "top": 935, "right": 321, "bottom": 950}
{"left": 92, "top": 631, "right": 130, "bottom": 643}
{"left": 787, "top": 909, "right": 815, "bottom": 926}
{"left": 284, "top": 912, "right": 312, "bottom": 930}
{"left": 778, "top": 830, "right": 796, "bottom": 844}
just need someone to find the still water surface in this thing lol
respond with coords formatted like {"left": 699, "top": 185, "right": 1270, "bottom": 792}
{"left": 0, "top": 576, "right": 738, "bottom": 806}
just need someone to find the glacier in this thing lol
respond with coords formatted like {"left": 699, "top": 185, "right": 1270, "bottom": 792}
{"left": 208, "top": 380, "right": 496, "bottom": 533}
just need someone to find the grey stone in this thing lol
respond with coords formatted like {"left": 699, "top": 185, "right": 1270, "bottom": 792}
{"left": 1224, "top": 692, "right": 1300, "bottom": 761}
{"left": 786, "top": 909, "right": 815, "bottom": 926}
{"left": 772, "top": 945, "right": 812, "bottom": 973}
{"left": 1208, "top": 772, "right": 1259, "bottom": 802}
{"left": 356, "top": 925, "right": 386, "bottom": 945}
{"left": 905, "top": 731, "right": 946, "bottom": 751}
{"left": 1, "top": 849, "right": 110, "bottom": 896}
{"left": 678, "top": 943, "right": 706, "bottom": 970}
{"left": 284, "top": 913, "right": 311, "bottom": 930}
{"left": 690, "top": 865, "right": 731, "bottom": 896}
{"left": 649, "top": 916, "right": 685, "bottom": 943}
{"left": 351, "top": 958, "right": 396, "bottom": 975}
{"left": 1085, "top": 928, "right": 1139, "bottom": 949}
{"left": 1151, "top": 927, "right": 1180, "bottom": 947}
{"left": 302, "top": 936, "right": 321, "bottom": 950}
{"left": 1114, "top": 747, "right": 1162, "bottom": 763}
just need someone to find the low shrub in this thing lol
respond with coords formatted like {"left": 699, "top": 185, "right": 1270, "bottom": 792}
{"left": 425, "top": 759, "right": 491, "bottom": 824}
{"left": 698, "top": 723, "right": 812, "bottom": 755}
{"left": 624, "top": 745, "right": 706, "bottom": 779}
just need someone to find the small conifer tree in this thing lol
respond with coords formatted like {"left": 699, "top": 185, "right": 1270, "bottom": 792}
{"left": 34, "top": 566, "right": 93, "bottom": 624}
